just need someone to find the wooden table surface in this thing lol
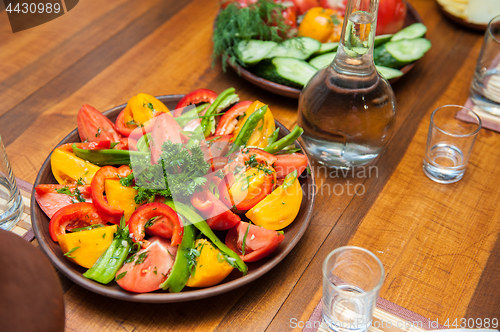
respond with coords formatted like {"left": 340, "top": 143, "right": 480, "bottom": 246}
{"left": 1, "top": 0, "right": 499, "bottom": 330}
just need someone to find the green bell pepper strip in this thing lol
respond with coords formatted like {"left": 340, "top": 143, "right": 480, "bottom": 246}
{"left": 164, "top": 200, "right": 248, "bottom": 275}
{"left": 72, "top": 145, "right": 149, "bottom": 166}
{"left": 263, "top": 125, "right": 304, "bottom": 154}
{"left": 201, "top": 88, "right": 237, "bottom": 137}
{"left": 226, "top": 105, "right": 268, "bottom": 156}
{"left": 83, "top": 224, "right": 131, "bottom": 284}
{"left": 267, "top": 127, "right": 280, "bottom": 146}
{"left": 159, "top": 211, "right": 197, "bottom": 292}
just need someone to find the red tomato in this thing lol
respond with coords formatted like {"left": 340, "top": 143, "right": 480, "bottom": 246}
{"left": 207, "top": 135, "right": 233, "bottom": 158}
{"left": 175, "top": 89, "right": 218, "bottom": 109}
{"left": 225, "top": 148, "right": 278, "bottom": 174}
{"left": 149, "top": 113, "right": 186, "bottom": 164}
{"left": 220, "top": 0, "right": 257, "bottom": 9}
{"left": 190, "top": 190, "right": 241, "bottom": 231}
{"left": 376, "top": 0, "right": 407, "bottom": 35}
{"left": 113, "top": 137, "right": 138, "bottom": 151}
{"left": 35, "top": 184, "right": 92, "bottom": 219}
{"left": 49, "top": 202, "right": 107, "bottom": 242}
{"left": 273, "top": 153, "right": 308, "bottom": 178}
{"left": 128, "top": 203, "right": 183, "bottom": 247}
{"left": 91, "top": 165, "right": 132, "bottom": 224}
{"left": 209, "top": 156, "right": 229, "bottom": 173}
{"left": 292, "top": 0, "right": 319, "bottom": 15}
{"left": 281, "top": 6, "right": 298, "bottom": 27}
{"left": 225, "top": 221, "right": 285, "bottom": 262}
{"left": 77, "top": 104, "right": 122, "bottom": 142}
{"left": 215, "top": 101, "right": 252, "bottom": 136}
{"left": 319, "top": 0, "right": 346, "bottom": 12}
{"left": 116, "top": 237, "right": 178, "bottom": 293}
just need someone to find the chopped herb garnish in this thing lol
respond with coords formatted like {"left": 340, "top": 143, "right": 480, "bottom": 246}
{"left": 115, "top": 271, "right": 127, "bottom": 281}
{"left": 95, "top": 127, "right": 101, "bottom": 137}
{"left": 64, "top": 246, "right": 80, "bottom": 259}
{"left": 241, "top": 223, "right": 251, "bottom": 256}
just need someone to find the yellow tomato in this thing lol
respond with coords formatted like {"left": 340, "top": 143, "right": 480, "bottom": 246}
{"left": 57, "top": 225, "right": 117, "bottom": 268}
{"left": 51, "top": 148, "right": 100, "bottom": 185}
{"left": 246, "top": 173, "right": 302, "bottom": 230}
{"left": 229, "top": 167, "right": 269, "bottom": 206}
{"left": 123, "top": 93, "right": 170, "bottom": 126}
{"left": 299, "top": 7, "right": 336, "bottom": 43}
{"left": 104, "top": 179, "right": 138, "bottom": 221}
{"left": 185, "top": 239, "right": 234, "bottom": 288}
{"left": 233, "top": 100, "right": 275, "bottom": 148}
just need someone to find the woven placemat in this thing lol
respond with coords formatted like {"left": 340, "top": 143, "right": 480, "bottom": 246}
{"left": 9, "top": 178, "right": 34, "bottom": 242}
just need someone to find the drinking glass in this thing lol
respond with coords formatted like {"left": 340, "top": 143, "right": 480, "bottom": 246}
{"left": 0, "top": 136, "right": 23, "bottom": 230}
{"left": 423, "top": 105, "right": 481, "bottom": 184}
{"left": 322, "top": 246, "right": 385, "bottom": 332}
{"left": 470, "top": 14, "right": 500, "bottom": 115}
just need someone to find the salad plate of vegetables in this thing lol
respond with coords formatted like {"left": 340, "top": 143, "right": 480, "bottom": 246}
{"left": 31, "top": 88, "right": 315, "bottom": 303}
{"left": 213, "top": 0, "right": 431, "bottom": 98}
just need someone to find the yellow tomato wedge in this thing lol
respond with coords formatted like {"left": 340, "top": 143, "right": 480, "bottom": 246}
{"left": 104, "top": 179, "right": 138, "bottom": 221}
{"left": 51, "top": 148, "right": 100, "bottom": 185}
{"left": 57, "top": 225, "right": 117, "bottom": 268}
{"left": 185, "top": 239, "right": 234, "bottom": 288}
{"left": 233, "top": 100, "right": 275, "bottom": 148}
{"left": 229, "top": 168, "right": 268, "bottom": 206}
{"left": 246, "top": 171, "right": 302, "bottom": 230}
{"left": 123, "top": 93, "right": 170, "bottom": 126}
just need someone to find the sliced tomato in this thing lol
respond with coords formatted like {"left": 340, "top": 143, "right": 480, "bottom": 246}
{"left": 377, "top": 0, "right": 407, "bottom": 35}
{"left": 225, "top": 148, "right": 278, "bottom": 174}
{"left": 113, "top": 137, "right": 138, "bottom": 151}
{"left": 149, "top": 113, "right": 186, "bottom": 164}
{"left": 225, "top": 221, "right": 285, "bottom": 262}
{"left": 116, "top": 237, "right": 178, "bottom": 293}
{"left": 35, "top": 184, "right": 92, "bottom": 219}
{"left": 175, "top": 89, "right": 218, "bottom": 109}
{"left": 292, "top": 0, "right": 319, "bottom": 15}
{"left": 190, "top": 190, "right": 241, "bottom": 231}
{"left": 209, "top": 156, "right": 229, "bottom": 173}
{"left": 207, "top": 135, "right": 233, "bottom": 158}
{"left": 273, "top": 153, "right": 308, "bottom": 178}
{"left": 90, "top": 165, "right": 132, "bottom": 224}
{"left": 215, "top": 101, "right": 252, "bottom": 136}
{"left": 49, "top": 202, "right": 107, "bottom": 242}
{"left": 128, "top": 203, "right": 183, "bottom": 248}
{"left": 77, "top": 104, "right": 122, "bottom": 142}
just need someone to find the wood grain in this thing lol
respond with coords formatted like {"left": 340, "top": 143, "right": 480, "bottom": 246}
{"left": 1, "top": 0, "right": 499, "bottom": 330}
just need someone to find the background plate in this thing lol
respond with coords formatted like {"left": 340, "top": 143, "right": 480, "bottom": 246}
{"left": 31, "top": 95, "right": 316, "bottom": 303}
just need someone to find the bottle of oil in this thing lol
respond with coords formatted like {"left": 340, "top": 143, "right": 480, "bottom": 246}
{"left": 297, "top": 0, "right": 396, "bottom": 169}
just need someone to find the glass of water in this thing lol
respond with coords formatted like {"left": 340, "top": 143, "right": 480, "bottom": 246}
{"left": 470, "top": 15, "right": 500, "bottom": 115}
{"left": 423, "top": 105, "right": 481, "bottom": 184}
{"left": 0, "top": 136, "right": 23, "bottom": 231}
{"left": 322, "top": 246, "right": 384, "bottom": 332}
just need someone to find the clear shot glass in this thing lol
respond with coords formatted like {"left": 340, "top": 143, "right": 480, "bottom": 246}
{"left": 0, "top": 136, "right": 23, "bottom": 230}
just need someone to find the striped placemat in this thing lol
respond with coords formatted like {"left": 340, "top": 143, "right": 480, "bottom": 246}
{"left": 10, "top": 178, "right": 34, "bottom": 242}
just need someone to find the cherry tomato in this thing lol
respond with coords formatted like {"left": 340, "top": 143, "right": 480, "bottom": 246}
{"left": 190, "top": 190, "right": 241, "bottom": 231}
{"left": 128, "top": 203, "right": 183, "bottom": 248}
{"left": 49, "top": 202, "right": 107, "bottom": 242}
{"left": 215, "top": 101, "right": 252, "bottom": 136}
{"left": 292, "top": 0, "right": 319, "bottom": 15}
{"left": 273, "top": 153, "right": 308, "bottom": 178}
{"left": 116, "top": 237, "right": 178, "bottom": 293}
{"left": 35, "top": 184, "right": 92, "bottom": 219}
{"left": 77, "top": 104, "right": 121, "bottom": 143}
{"left": 175, "top": 89, "right": 218, "bottom": 109}
{"left": 91, "top": 165, "right": 132, "bottom": 224}
{"left": 225, "top": 221, "right": 285, "bottom": 262}
{"left": 376, "top": 0, "right": 407, "bottom": 35}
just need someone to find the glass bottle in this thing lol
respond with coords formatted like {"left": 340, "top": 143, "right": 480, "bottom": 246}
{"left": 297, "top": 0, "right": 396, "bottom": 169}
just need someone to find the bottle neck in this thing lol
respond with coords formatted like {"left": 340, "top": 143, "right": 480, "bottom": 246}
{"left": 331, "top": 0, "right": 379, "bottom": 74}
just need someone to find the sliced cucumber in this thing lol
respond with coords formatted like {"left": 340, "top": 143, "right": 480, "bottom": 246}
{"left": 374, "top": 45, "right": 403, "bottom": 68}
{"left": 390, "top": 23, "right": 427, "bottom": 41}
{"left": 253, "top": 57, "right": 318, "bottom": 88}
{"left": 309, "top": 52, "right": 336, "bottom": 69}
{"left": 236, "top": 40, "right": 277, "bottom": 65}
{"left": 266, "top": 37, "right": 321, "bottom": 60}
{"left": 374, "top": 34, "right": 393, "bottom": 47}
{"left": 315, "top": 42, "right": 339, "bottom": 55}
{"left": 385, "top": 38, "right": 431, "bottom": 62}
{"left": 376, "top": 65, "right": 403, "bottom": 80}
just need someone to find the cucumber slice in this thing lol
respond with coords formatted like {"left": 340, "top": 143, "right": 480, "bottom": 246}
{"left": 374, "top": 34, "right": 393, "bottom": 47}
{"left": 266, "top": 37, "right": 321, "bottom": 60}
{"left": 315, "top": 42, "right": 339, "bottom": 55}
{"left": 390, "top": 23, "right": 427, "bottom": 41}
{"left": 236, "top": 40, "right": 278, "bottom": 65}
{"left": 385, "top": 38, "right": 431, "bottom": 62}
{"left": 374, "top": 45, "right": 404, "bottom": 68}
{"left": 376, "top": 65, "right": 403, "bottom": 80}
{"left": 309, "top": 52, "right": 336, "bottom": 69}
{"left": 253, "top": 57, "right": 318, "bottom": 88}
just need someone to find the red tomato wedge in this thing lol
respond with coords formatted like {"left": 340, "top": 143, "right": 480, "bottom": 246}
{"left": 149, "top": 113, "right": 186, "bottom": 164}
{"left": 35, "top": 184, "right": 92, "bottom": 219}
{"left": 116, "top": 237, "right": 178, "bottom": 293}
{"left": 77, "top": 104, "right": 121, "bottom": 142}
{"left": 128, "top": 203, "right": 183, "bottom": 248}
{"left": 377, "top": 0, "right": 407, "bottom": 35}
{"left": 225, "top": 221, "right": 285, "bottom": 262}
{"left": 273, "top": 153, "right": 308, "bottom": 178}
{"left": 292, "top": 0, "right": 319, "bottom": 15}
{"left": 190, "top": 190, "right": 241, "bottom": 231}
{"left": 49, "top": 202, "right": 107, "bottom": 242}
{"left": 206, "top": 135, "right": 233, "bottom": 158}
{"left": 175, "top": 89, "right": 218, "bottom": 109}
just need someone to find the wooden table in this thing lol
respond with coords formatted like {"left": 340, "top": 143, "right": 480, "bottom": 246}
{"left": 1, "top": 0, "right": 499, "bottom": 330}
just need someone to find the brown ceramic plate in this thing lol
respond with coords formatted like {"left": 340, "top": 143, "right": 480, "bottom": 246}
{"left": 31, "top": 95, "right": 315, "bottom": 303}
{"left": 227, "top": 1, "right": 424, "bottom": 99}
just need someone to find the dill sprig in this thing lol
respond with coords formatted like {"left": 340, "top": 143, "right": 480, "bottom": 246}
{"left": 213, "top": 0, "right": 297, "bottom": 71}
